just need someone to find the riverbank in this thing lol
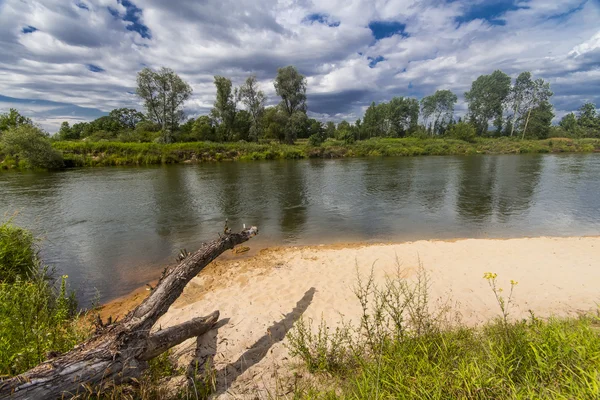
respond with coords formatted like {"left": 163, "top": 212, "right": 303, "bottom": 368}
{"left": 22, "top": 137, "right": 600, "bottom": 168}
{"left": 99, "top": 236, "right": 600, "bottom": 398}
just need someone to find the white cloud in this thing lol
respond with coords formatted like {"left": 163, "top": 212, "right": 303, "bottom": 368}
{"left": 0, "top": 0, "right": 598, "bottom": 132}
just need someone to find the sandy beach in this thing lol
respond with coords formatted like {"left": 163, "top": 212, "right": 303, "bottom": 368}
{"left": 100, "top": 236, "right": 600, "bottom": 398}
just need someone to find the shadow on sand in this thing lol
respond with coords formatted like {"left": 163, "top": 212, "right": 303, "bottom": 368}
{"left": 188, "top": 287, "right": 316, "bottom": 396}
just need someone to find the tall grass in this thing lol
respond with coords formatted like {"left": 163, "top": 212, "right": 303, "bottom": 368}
{"left": 287, "top": 263, "right": 600, "bottom": 399}
{"left": 43, "top": 137, "right": 600, "bottom": 169}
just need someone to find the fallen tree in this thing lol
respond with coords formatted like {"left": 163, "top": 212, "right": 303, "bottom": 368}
{"left": 0, "top": 226, "right": 258, "bottom": 399}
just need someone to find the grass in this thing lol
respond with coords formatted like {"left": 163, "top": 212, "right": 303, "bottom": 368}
{"left": 286, "top": 263, "right": 600, "bottom": 399}
{"left": 3, "top": 137, "right": 593, "bottom": 169}
{"left": 0, "top": 220, "right": 84, "bottom": 376}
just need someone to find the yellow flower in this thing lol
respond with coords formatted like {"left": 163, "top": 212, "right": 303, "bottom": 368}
{"left": 498, "top": 287, "right": 503, "bottom": 292}
{"left": 510, "top": 280, "right": 518, "bottom": 286}
{"left": 483, "top": 272, "right": 498, "bottom": 280}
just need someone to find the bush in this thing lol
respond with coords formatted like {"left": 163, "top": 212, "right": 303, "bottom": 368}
{"left": 447, "top": 121, "right": 477, "bottom": 143}
{"left": 308, "top": 133, "right": 324, "bottom": 147}
{"left": 1, "top": 125, "right": 64, "bottom": 169}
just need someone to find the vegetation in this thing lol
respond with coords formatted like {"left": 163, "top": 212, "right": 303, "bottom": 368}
{"left": 1, "top": 65, "right": 600, "bottom": 171}
{"left": 287, "top": 266, "right": 600, "bottom": 399}
{"left": 44, "top": 137, "right": 600, "bottom": 168}
{"left": 0, "top": 220, "right": 81, "bottom": 376}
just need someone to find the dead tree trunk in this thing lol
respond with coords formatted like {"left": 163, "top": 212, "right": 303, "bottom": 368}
{"left": 0, "top": 227, "right": 258, "bottom": 399}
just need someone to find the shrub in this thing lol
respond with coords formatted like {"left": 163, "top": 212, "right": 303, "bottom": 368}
{"left": 1, "top": 125, "right": 64, "bottom": 169}
{"left": 308, "top": 133, "right": 324, "bottom": 147}
{"left": 447, "top": 121, "right": 477, "bottom": 143}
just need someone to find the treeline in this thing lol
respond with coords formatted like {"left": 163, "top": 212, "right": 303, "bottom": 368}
{"left": 50, "top": 66, "right": 600, "bottom": 145}
{"left": 2, "top": 66, "right": 600, "bottom": 169}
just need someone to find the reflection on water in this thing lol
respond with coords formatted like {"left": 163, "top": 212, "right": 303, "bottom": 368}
{"left": 1, "top": 154, "right": 600, "bottom": 305}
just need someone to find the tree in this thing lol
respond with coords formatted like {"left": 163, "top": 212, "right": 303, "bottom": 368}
{"left": 420, "top": 90, "right": 457, "bottom": 136}
{"left": 274, "top": 66, "right": 307, "bottom": 116}
{"left": 362, "top": 102, "right": 383, "bottom": 138}
{"left": 1, "top": 125, "right": 63, "bottom": 169}
{"left": 233, "top": 110, "right": 252, "bottom": 141}
{"left": 325, "top": 121, "right": 336, "bottom": 138}
{"left": 285, "top": 111, "right": 308, "bottom": 144}
{"left": 506, "top": 72, "right": 533, "bottom": 137}
{"left": 577, "top": 103, "right": 599, "bottom": 130}
{"left": 136, "top": 67, "right": 192, "bottom": 143}
{"left": 108, "top": 108, "right": 145, "bottom": 130}
{"left": 387, "top": 97, "right": 420, "bottom": 137}
{"left": 0, "top": 109, "right": 32, "bottom": 134}
{"left": 525, "top": 101, "right": 554, "bottom": 139}
{"left": 559, "top": 112, "right": 578, "bottom": 133}
{"left": 211, "top": 76, "right": 237, "bottom": 142}
{"left": 465, "top": 70, "right": 511, "bottom": 135}
{"left": 262, "top": 107, "right": 288, "bottom": 142}
{"left": 519, "top": 78, "right": 552, "bottom": 139}
{"left": 57, "top": 121, "right": 78, "bottom": 140}
{"left": 238, "top": 75, "right": 266, "bottom": 141}
{"left": 191, "top": 116, "right": 216, "bottom": 141}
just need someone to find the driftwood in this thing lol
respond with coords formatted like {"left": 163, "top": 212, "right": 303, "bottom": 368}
{"left": 0, "top": 226, "right": 258, "bottom": 399}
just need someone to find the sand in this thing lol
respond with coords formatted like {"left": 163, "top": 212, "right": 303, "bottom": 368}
{"left": 100, "top": 236, "right": 600, "bottom": 398}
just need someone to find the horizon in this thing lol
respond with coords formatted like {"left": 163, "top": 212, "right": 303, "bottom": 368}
{"left": 0, "top": 0, "right": 599, "bottom": 132}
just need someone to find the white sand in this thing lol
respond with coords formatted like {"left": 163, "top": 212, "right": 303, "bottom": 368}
{"left": 145, "top": 237, "right": 600, "bottom": 398}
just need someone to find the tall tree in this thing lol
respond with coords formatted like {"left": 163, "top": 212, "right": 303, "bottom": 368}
{"left": 465, "top": 70, "right": 511, "bottom": 135}
{"left": 420, "top": 90, "right": 457, "bottom": 135}
{"left": 519, "top": 78, "right": 552, "bottom": 139}
{"left": 387, "top": 97, "right": 420, "bottom": 137}
{"left": 237, "top": 75, "right": 266, "bottom": 141}
{"left": 135, "top": 67, "right": 192, "bottom": 143}
{"left": 506, "top": 72, "right": 533, "bottom": 137}
{"left": 274, "top": 66, "right": 307, "bottom": 116}
{"left": 577, "top": 103, "right": 599, "bottom": 129}
{"left": 211, "top": 76, "right": 237, "bottom": 142}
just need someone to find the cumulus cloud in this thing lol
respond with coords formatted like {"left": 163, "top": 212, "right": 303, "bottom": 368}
{"left": 0, "top": 0, "right": 598, "bottom": 132}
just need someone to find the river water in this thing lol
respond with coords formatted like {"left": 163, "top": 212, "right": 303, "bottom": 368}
{"left": 1, "top": 154, "right": 599, "bottom": 306}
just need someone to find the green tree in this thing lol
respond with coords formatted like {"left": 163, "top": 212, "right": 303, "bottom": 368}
{"left": 57, "top": 121, "right": 77, "bottom": 140}
{"left": 0, "top": 109, "right": 33, "bottom": 134}
{"left": 387, "top": 97, "right": 420, "bottom": 137}
{"left": 1, "top": 125, "right": 63, "bottom": 169}
{"left": 362, "top": 102, "right": 383, "bottom": 138}
{"left": 262, "top": 107, "right": 288, "bottom": 142}
{"left": 519, "top": 78, "right": 552, "bottom": 139}
{"left": 135, "top": 67, "right": 192, "bottom": 143}
{"left": 211, "top": 76, "right": 237, "bottom": 142}
{"left": 420, "top": 90, "right": 457, "bottom": 136}
{"left": 274, "top": 66, "right": 307, "bottom": 116}
{"left": 465, "top": 70, "right": 511, "bottom": 135}
{"left": 233, "top": 109, "right": 252, "bottom": 141}
{"left": 507, "top": 72, "right": 533, "bottom": 137}
{"left": 325, "top": 121, "right": 336, "bottom": 138}
{"left": 191, "top": 116, "right": 216, "bottom": 141}
{"left": 108, "top": 108, "right": 145, "bottom": 130}
{"left": 525, "top": 100, "right": 554, "bottom": 139}
{"left": 285, "top": 111, "right": 308, "bottom": 144}
{"left": 577, "top": 103, "right": 599, "bottom": 130}
{"left": 559, "top": 112, "right": 578, "bottom": 133}
{"left": 238, "top": 75, "right": 266, "bottom": 141}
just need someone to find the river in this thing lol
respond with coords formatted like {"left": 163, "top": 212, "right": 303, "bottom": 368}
{"left": 1, "top": 154, "right": 599, "bottom": 306}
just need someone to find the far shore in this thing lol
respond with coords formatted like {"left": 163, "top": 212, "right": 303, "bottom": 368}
{"left": 99, "top": 236, "right": 600, "bottom": 397}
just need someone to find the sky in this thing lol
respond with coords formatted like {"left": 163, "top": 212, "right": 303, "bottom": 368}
{"left": 0, "top": 0, "right": 599, "bottom": 133}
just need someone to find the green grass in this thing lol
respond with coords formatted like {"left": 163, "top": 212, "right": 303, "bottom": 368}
{"left": 287, "top": 265, "right": 600, "bottom": 399}
{"left": 0, "top": 220, "right": 83, "bottom": 376}
{"left": 28, "top": 137, "right": 600, "bottom": 169}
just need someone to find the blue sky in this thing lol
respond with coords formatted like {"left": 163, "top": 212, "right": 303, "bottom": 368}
{"left": 0, "top": 0, "right": 599, "bottom": 132}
